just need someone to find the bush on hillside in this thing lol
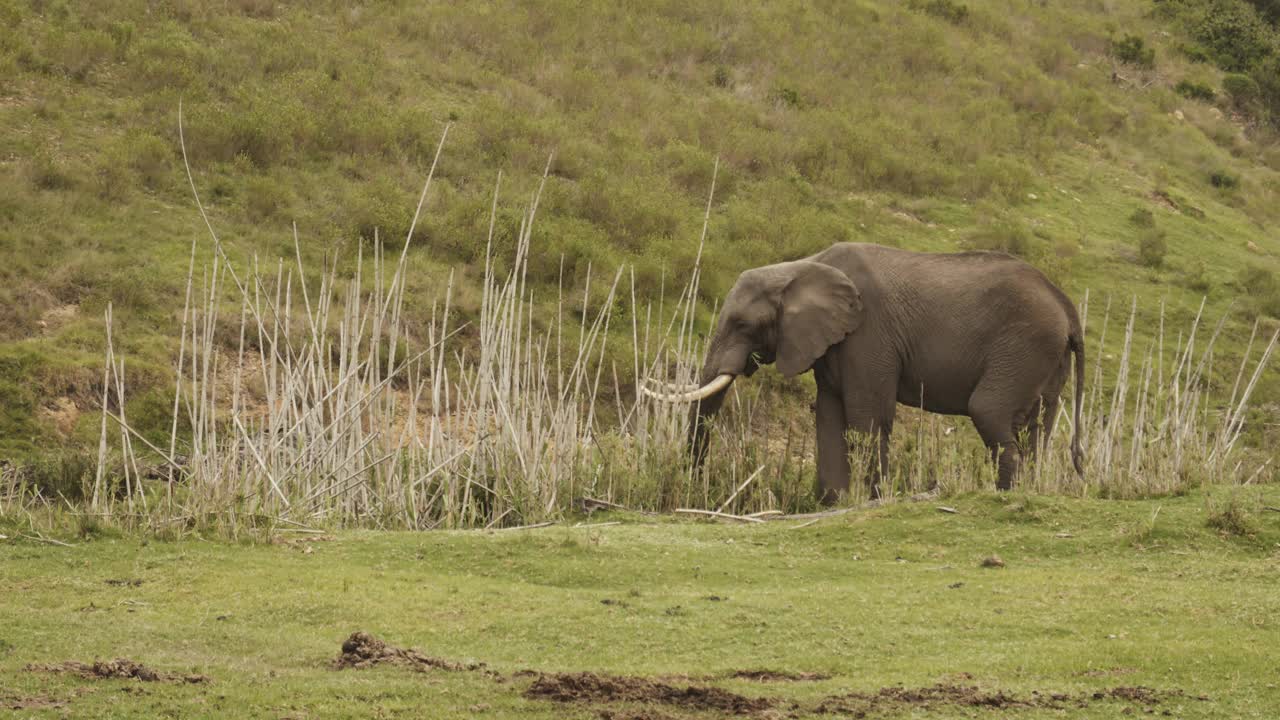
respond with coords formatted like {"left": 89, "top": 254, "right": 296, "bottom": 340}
{"left": 1111, "top": 34, "right": 1156, "bottom": 68}
{"left": 1175, "top": 79, "right": 1216, "bottom": 101}
{"left": 1237, "top": 265, "right": 1280, "bottom": 316}
{"left": 1137, "top": 228, "right": 1168, "bottom": 268}
{"left": 1246, "top": 0, "right": 1280, "bottom": 23}
{"left": 1253, "top": 55, "right": 1280, "bottom": 118}
{"left": 1209, "top": 169, "right": 1240, "bottom": 189}
{"left": 1129, "top": 207, "right": 1156, "bottom": 227}
{"left": 911, "top": 0, "right": 970, "bottom": 24}
{"left": 1224, "top": 72, "right": 1263, "bottom": 109}
{"left": 964, "top": 216, "right": 1035, "bottom": 258}
{"left": 1190, "top": 0, "right": 1275, "bottom": 72}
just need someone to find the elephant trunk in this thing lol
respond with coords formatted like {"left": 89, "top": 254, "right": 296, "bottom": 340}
{"left": 681, "top": 330, "right": 753, "bottom": 472}
{"left": 688, "top": 387, "right": 730, "bottom": 472}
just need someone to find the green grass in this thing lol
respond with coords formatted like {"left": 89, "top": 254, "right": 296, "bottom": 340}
{"left": 2, "top": 487, "right": 1279, "bottom": 718}
{"left": 2, "top": 0, "right": 1280, "bottom": 464}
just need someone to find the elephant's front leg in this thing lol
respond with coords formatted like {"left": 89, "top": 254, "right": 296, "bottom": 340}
{"left": 814, "top": 384, "right": 850, "bottom": 505}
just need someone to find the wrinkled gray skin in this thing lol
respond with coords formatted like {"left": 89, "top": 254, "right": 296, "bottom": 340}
{"left": 689, "top": 242, "right": 1084, "bottom": 503}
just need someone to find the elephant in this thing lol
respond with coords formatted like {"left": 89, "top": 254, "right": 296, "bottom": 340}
{"left": 644, "top": 242, "right": 1085, "bottom": 503}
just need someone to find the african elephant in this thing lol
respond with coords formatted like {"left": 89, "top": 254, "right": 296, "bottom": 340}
{"left": 644, "top": 242, "right": 1085, "bottom": 503}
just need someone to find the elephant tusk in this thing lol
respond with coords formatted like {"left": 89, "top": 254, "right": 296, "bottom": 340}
{"left": 641, "top": 373, "right": 734, "bottom": 403}
{"left": 642, "top": 378, "right": 701, "bottom": 393}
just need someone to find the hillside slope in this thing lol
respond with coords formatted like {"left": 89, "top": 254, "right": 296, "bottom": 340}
{"left": 1, "top": 0, "right": 1278, "bottom": 461}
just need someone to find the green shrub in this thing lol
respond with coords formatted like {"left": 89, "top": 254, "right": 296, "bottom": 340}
{"left": 1209, "top": 170, "right": 1240, "bottom": 189}
{"left": 1175, "top": 79, "right": 1216, "bottom": 101}
{"left": 1251, "top": 55, "right": 1280, "bottom": 119}
{"left": 773, "top": 86, "right": 802, "bottom": 109}
{"left": 1247, "top": 0, "right": 1280, "bottom": 24}
{"left": 912, "top": 0, "right": 970, "bottom": 24}
{"left": 1237, "top": 265, "right": 1280, "bottom": 316}
{"left": 1223, "top": 72, "right": 1262, "bottom": 108}
{"left": 1192, "top": 1, "right": 1274, "bottom": 72}
{"left": 91, "top": 146, "right": 134, "bottom": 202}
{"left": 964, "top": 217, "right": 1035, "bottom": 257}
{"left": 711, "top": 65, "right": 730, "bottom": 88}
{"left": 244, "top": 175, "right": 292, "bottom": 222}
{"left": 1206, "top": 492, "right": 1256, "bottom": 536}
{"left": 1183, "top": 260, "right": 1214, "bottom": 294}
{"left": 10, "top": 452, "right": 95, "bottom": 502}
{"left": 107, "top": 20, "right": 135, "bottom": 60}
{"left": 25, "top": 149, "right": 75, "bottom": 191}
{"left": 1178, "top": 43, "right": 1212, "bottom": 63}
{"left": 1129, "top": 207, "right": 1156, "bottom": 228}
{"left": 1137, "top": 228, "right": 1168, "bottom": 268}
{"left": 47, "top": 28, "right": 115, "bottom": 81}
{"left": 1111, "top": 34, "right": 1155, "bottom": 68}
{"left": 124, "top": 132, "right": 172, "bottom": 191}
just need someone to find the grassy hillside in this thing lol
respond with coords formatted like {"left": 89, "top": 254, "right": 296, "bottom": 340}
{"left": 3, "top": 487, "right": 1279, "bottom": 717}
{"left": 1, "top": 0, "right": 1279, "bottom": 462}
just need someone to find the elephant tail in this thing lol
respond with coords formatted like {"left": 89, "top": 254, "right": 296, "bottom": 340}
{"left": 1069, "top": 332, "right": 1085, "bottom": 477}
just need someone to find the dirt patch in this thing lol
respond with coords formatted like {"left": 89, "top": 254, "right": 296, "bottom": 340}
{"left": 26, "top": 659, "right": 208, "bottom": 684}
{"left": 38, "top": 397, "right": 80, "bottom": 437}
{"left": 104, "top": 578, "right": 143, "bottom": 587}
{"left": 2, "top": 693, "right": 67, "bottom": 710}
{"left": 815, "top": 683, "right": 1196, "bottom": 715}
{"left": 524, "top": 672, "right": 772, "bottom": 715}
{"left": 728, "top": 669, "right": 830, "bottom": 682}
{"left": 1080, "top": 666, "right": 1138, "bottom": 678}
{"left": 817, "top": 684, "right": 1036, "bottom": 714}
{"left": 334, "top": 631, "right": 494, "bottom": 675}
{"left": 595, "top": 710, "right": 684, "bottom": 720}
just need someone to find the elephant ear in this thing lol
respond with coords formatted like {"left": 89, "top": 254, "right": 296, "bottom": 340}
{"left": 776, "top": 262, "right": 862, "bottom": 378}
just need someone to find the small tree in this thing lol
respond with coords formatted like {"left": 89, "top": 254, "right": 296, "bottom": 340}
{"left": 1137, "top": 228, "right": 1168, "bottom": 268}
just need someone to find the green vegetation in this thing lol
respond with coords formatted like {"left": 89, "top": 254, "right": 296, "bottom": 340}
{"left": 1175, "top": 78, "right": 1216, "bottom": 101}
{"left": 1, "top": 0, "right": 1279, "bottom": 478}
{"left": 1160, "top": 0, "right": 1280, "bottom": 120}
{"left": 2, "top": 488, "right": 1278, "bottom": 718}
{"left": 1111, "top": 33, "right": 1156, "bottom": 68}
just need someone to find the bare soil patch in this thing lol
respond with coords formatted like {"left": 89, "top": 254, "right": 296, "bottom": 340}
{"left": 104, "top": 578, "right": 143, "bottom": 587}
{"left": 727, "top": 669, "right": 830, "bottom": 682}
{"left": 2, "top": 693, "right": 67, "bottom": 710}
{"left": 333, "top": 631, "right": 495, "bottom": 676}
{"left": 25, "top": 658, "right": 208, "bottom": 684}
{"left": 330, "top": 633, "right": 1201, "bottom": 717}
{"left": 814, "top": 683, "right": 1196, "bottom": 715}
{"left": 524, "top": 672, "right": 773, "bottom": 715}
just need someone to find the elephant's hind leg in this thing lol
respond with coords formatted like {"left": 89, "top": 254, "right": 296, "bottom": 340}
{"left": 968, "top": 385, "right": 1030, "bottom": 491}
{"left": 1023, "top": 395, "right": 1060, "bottom": 463}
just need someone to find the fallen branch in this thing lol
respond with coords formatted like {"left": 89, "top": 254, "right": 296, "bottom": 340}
{"left": 572, "top": 521, "right": 622, "bottom": 528}
{"left": 579, "top": 497, "right": 629, "bottom": 511}
{"left": 716, "top": 465, "right": 765, "bottom": 514}
{"left": 772, "top": 507, "right": 857, "bottom": 521}
{"left": 787, "top": 518, "right": 822, "bottom": 530}
{"left": 936, "top": 506, "right": 959, "bottom": 514}
{"left": 675, "top": 508, "right": 764, "bottom": 524}
{"left": 20, "top": 533, "right": 75, "bottom": 547}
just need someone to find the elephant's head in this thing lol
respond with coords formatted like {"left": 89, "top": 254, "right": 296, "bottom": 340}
{"left": 648, "top": 260, "right": 862, "bottom": 470}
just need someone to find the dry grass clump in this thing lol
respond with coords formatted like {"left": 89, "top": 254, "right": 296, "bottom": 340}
{"left": 2, "top": 132, "right": 1275, "bottom": 534}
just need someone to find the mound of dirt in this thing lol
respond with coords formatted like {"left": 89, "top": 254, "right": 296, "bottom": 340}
{"left": 26, "top": 659, "right": 208, "bottom": 684}
{"left": 817, "top": 683, "right": 1034, "bottom": 714}
{"left": 334, "top": 631, "right": 492, "bottom": 675}
{"left": 815, "top": 683, "right": 1196, "bottom": 715}
{"left": 595, "top": 710, "right": 683, "bottom": 720}
{"left": 525, "top": 671, "right": 773, "bottom": 715}
{"left": 728, "top": 669, "right": 831, "bottom": 682}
